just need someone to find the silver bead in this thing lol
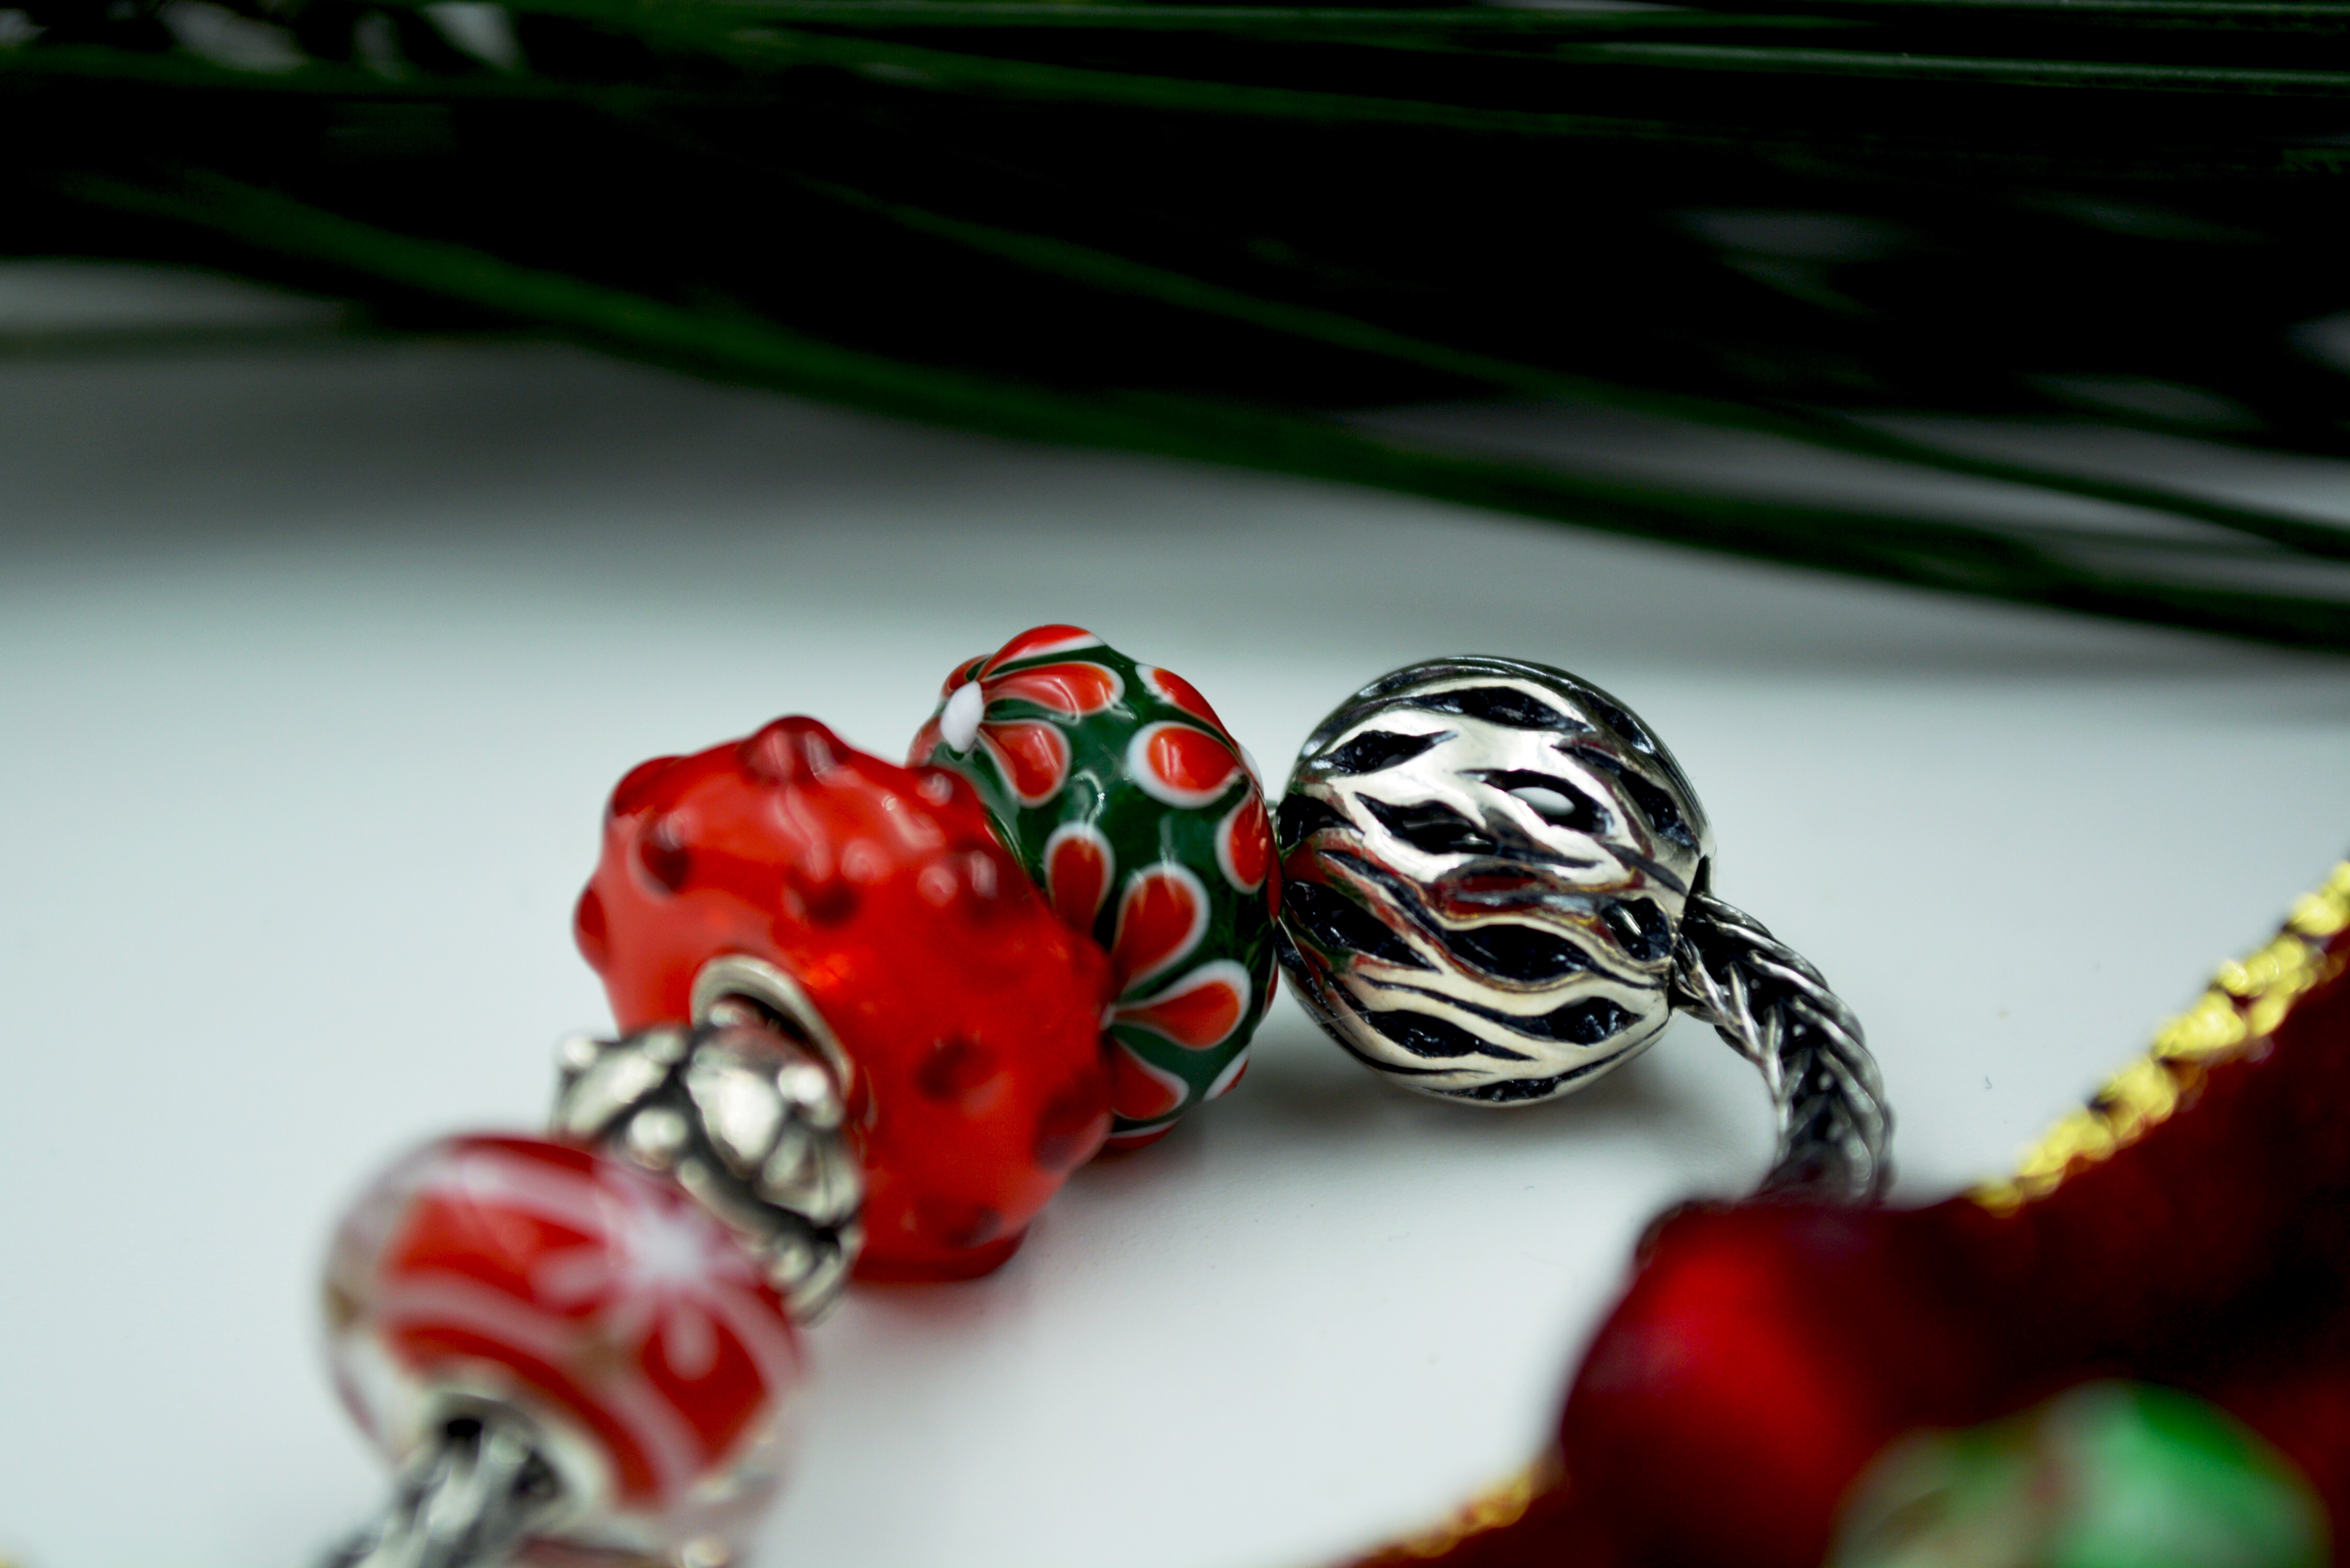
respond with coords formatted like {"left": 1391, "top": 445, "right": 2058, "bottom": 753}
{"left": 1275, "top": 655, "right": 1893, "bottom": 1200}
{"left": 1274, "top": 655, "right": 1711, "bottom": 1105}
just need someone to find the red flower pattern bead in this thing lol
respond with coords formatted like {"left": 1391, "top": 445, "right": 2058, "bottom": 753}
{"left": 324, "top": 1134, "right": 803, "bottom": 1559}
{"left": 913, "top": 627, "right": 1280, "bottom": 1147}
{"left": 574, "top": 716, "right": 1115, "bottom": 1280}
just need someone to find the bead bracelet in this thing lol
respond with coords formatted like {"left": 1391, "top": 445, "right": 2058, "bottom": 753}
{"left": 318, "top": 628, "right": 1892, "bottom": 1568}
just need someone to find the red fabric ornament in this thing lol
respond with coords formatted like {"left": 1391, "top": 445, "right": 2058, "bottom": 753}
{"left": 1358, "top": 918, "right": 2350, "bottom": 1567}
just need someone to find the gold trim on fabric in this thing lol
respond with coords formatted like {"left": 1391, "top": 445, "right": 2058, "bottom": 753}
{"left": 1973, "top": 859, "right": 2350, "bottom": 1215}
{"left": 1351, "top": 1448, "right": 1566, "bottom": 1564}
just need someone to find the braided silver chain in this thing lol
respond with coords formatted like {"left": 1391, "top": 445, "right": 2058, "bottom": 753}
{"left": 1671, "top": 890, "right": 1893, "bottom": 1203}
{"left": 323, "top": 1404, "right": 563, "bottom": 1568}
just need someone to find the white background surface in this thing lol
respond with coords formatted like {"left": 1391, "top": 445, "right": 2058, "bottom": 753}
{"left": 1, "top": 271, "right": 2346, "bottom": 1568}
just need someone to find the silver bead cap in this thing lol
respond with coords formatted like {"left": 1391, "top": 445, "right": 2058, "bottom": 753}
{"left": 552, "top": 1003, "right": 863, "bottom": 1323}
{"left": 1276, "top": 655, "right": 1714, "bottom": 1105}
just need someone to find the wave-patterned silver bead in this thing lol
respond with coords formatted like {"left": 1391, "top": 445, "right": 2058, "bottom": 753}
{"left": 1275, "top": 654, "right": 1892, "bottom": 1202}
{"left": 1275, "top": 655, "right": 1712, "bottom": 1104}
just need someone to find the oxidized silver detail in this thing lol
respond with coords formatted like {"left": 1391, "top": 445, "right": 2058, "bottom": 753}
{"left": 322, "top": 1398, "right": 566, "bottom": 1568}
{"left": 1275, "top": 655, "right": 1711, "bottom": 1105}
{"left": 553, "top": 1009, "right": 864, "bottom": 1322}
{"left": 1275, "top": 655, "right": 1892, "bottom": 1201}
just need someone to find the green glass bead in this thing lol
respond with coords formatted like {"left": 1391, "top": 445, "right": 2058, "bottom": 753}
{"left": 1831, "top": 1382, "right": 2328, "bottom": 1568}
{"left": 912, "top": 625, "right": 1279, "bottom": 1144}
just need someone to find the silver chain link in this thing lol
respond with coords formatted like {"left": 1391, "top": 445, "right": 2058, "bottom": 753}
{"left": 322, "top": 1406, "right": 562, "bottom": 1568}
{"left": 1672, "top": 890, "right": 1893, "bottom": 1203}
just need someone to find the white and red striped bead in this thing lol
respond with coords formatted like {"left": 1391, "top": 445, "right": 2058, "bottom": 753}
{"left": 325, "top": 1134, "right": 804, "bottom": 1549}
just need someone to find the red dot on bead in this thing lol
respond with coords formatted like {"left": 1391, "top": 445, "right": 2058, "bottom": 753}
{"left": 916, "top": 1037, "right": 1000, "bottom": 1107}
{"left": 636, "top": 817, "right": 693, "bottom": 894}
{"left": 608, "top": 756, "right": 681, "bottom": 819}
{"left": 798, "top": 877, "right": 857, "bottom": 926}
{"left": 1033, "top": 1082, "right": 1108, "bottom": 1174}
{"left": 915, "top": 1197, "right": 1005, "bottom": 1249}
{"left": 948, "top": 851, "right": 1010, "bottom": 926}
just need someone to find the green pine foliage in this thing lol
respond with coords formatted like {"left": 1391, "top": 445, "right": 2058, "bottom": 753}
{"left": 7, "top": 0, "right": 2350, "bottom": 645}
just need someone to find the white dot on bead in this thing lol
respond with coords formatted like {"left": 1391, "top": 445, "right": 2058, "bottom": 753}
{"left": 940, "top": 683, "right": 985, "bottom": 752}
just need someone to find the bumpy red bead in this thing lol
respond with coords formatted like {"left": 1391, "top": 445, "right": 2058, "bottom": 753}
{"left": 325, "top": 1134, "right": 802, "bottom": 1552}
{"left": 574, "top": 716, "right": 1116, "bottom": 1280}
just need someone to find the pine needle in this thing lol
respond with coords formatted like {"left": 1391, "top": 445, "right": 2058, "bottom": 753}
{"left": 7, "top": 0, "right": 2348, "bottom": 647}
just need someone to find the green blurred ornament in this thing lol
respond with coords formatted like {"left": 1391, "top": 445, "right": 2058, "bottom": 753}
{"left": 1831, "top": 1382, "right": 2328, "bottom": 1568}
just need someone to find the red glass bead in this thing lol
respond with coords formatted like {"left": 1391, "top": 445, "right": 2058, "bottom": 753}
{"left": 324, "top": 1134, "right": 802, "bottom": 1554}
{"left": 575, "top": 716, "right": 1116, "bottom": 1280}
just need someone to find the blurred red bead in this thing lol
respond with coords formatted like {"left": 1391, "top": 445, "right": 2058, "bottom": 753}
{"left": 324, "top": 1134, "right": 802, "bottom": 1554}
{"left": 1561, "top": 1204, "right": 2002, "bottom": 1568}
{"left": 575, "top": 716, "right": 1116, "bottom": 1279}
